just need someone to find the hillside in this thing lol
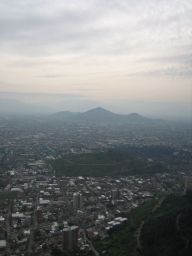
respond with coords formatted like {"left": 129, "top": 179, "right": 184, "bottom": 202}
{"left": 95, "top": 194, "right": 192, "bottom": 256}
{"left": 50, "top": 145, "right": 192, "bottom": 177}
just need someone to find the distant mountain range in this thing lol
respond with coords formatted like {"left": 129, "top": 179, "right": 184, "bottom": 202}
{"left": 50, "top": 107, "right": 153, "bottom": 124}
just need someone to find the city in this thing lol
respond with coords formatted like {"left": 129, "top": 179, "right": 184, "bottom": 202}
{"left": 0, "top": 0, "right": 191, "bottom": 255}
{"left": 0, "top": 113, "right": 191, "bottom": 255}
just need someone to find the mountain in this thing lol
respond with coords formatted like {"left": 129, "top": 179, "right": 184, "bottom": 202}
{"left": 82, "top": 107, "right": 116, "bottom": 117}
{"left": 50, "top": 107, "right": 152, "bottom": 124}
{"left": 78, "top": 107, "right": 121, "bottom": 123}
{"left": 49, "top": 111, "right": 80, "bottom": 120}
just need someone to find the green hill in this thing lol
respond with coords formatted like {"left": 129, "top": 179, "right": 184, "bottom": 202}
{"left": 95, "top": 194, "right": 192, "bottom": 256}
{"left": 50, "top": 145, "right": 192, "bottom": 177}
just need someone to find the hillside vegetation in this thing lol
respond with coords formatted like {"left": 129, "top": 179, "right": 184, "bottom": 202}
{"left": 95, "top": 194, "right": 192, "bottom": 256}
{"left": 50, "top": 145, "right": 192, "bottom": 177}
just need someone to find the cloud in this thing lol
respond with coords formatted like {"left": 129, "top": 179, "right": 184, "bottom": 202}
{"left": 126, "top": 66, "right": 192, "bottom": 78}
{"left": 0, "top": 0, "right": 191, "bottom": 57}
{"left": 0, "top": 0, "right": 191, "bottom": 114}
{"left": 143, "top": 53, "right": 192, "bottom": 66}
{"left": 145, "top": 67, "right": 192, "bottom": 78}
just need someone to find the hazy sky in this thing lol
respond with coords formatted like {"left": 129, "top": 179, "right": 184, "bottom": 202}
{"left": 0, "top": 0, "right": 191, "bottom": 118}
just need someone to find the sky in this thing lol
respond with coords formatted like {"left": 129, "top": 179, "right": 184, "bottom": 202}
{"left": 0, "top": 0, "right": 191, "bottom": 119}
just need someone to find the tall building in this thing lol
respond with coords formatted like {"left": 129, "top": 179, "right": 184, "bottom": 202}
{"left": 0, "top": 229, "right": 6, "bottom": 253}
{"left": 73, "top": 193, "right": 82, "bottom": 209}
{"left": 63, "top": 226, "right": 79, "bottom": 250}
{"left": 36, "top": 207, "right": 43, "bottom": 224}
{"left": 184, "top": 176, "right": 192, "bottom": 195}
{"left": 111, "top": 189, "right": 120, "bottom": 203}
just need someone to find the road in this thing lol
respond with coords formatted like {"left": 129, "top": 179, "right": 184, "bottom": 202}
{"left": 5, "top": 199, "right": 12, "bottom": 256}
{"left": 27, "top": 194, "right": 39, "bottom": 255}
{"left": 82, "top": 229, "right": 100, "bottom": 256}
{"left": 136, "top": 197, "right": 165, "bottom": 255}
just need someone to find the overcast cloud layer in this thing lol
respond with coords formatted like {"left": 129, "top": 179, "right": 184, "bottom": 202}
{"left": 0, "top": 0, "right": 191, "bottom": 118}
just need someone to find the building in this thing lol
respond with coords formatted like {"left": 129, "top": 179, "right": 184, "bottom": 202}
{"left": 73, "top": 193, "right": 82, "bottom": 209}
{"left": 63, "top": 226, "right": 79, "bottom": 250}
{"left": 36, "top": 207, "right": 43, "bottom": 223}
{"left": 184, "top": 176, "right": 192, "bottom": 195}
{"left": 111, "top": 189, "right": 120, "bottom": 202}
{"left": 0, "top": 230, "right": 6, "bottom": 252}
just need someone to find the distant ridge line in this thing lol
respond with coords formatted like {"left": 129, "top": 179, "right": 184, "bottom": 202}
{"left": 50, "top": 107, "right": 158, "bottom": 124}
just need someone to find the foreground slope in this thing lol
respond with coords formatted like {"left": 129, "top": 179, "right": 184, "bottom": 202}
{"left": 95, "top": 194, "right": 192, "bottom": 256}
